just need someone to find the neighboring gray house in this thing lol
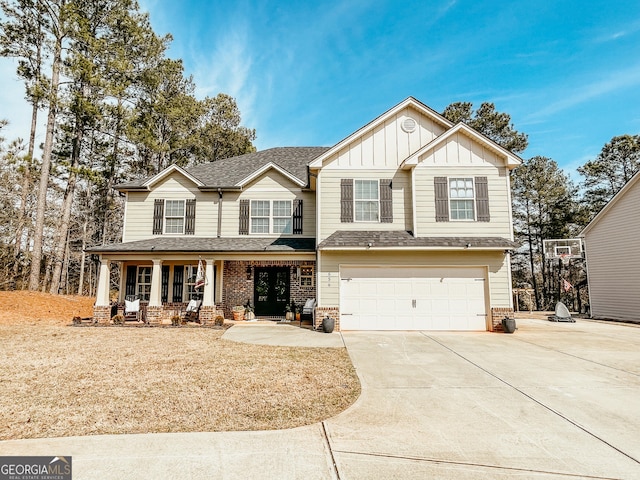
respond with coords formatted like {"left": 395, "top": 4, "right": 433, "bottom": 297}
{"left": 580, "top": 170, "right": 640, "bottom": 322}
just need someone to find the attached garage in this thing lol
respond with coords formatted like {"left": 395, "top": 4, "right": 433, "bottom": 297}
{"left": 339, "top": 266, "right": 488, "bottom": 331}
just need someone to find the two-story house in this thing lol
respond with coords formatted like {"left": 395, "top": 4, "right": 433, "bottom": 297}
{"left": 89, "top": 97, "right": 520, "bottom": 330}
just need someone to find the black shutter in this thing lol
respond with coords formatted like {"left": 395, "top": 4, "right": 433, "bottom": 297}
{"left": 340, "top": 179, "right": 353, "bottom": 223}
{"left": 239, "top": 199, "right": 249, "bottom": 235}
{"left": 161, "top": 265, "right": 170, "bottom": 303}
{"left": 153, "top": 199, "right": 164, "bottom": 234}
{"left": 434, "top": 177, "right": 449, "bottom": 222}
{"left": 380, "top": 179, "right": 393, "bottom": 223}
{"left": 293, "top": 199, "right": 303, "bottom": 234}
{"left": 475, "top": 177, "right": 490, "bottom": 222}
{"left": 185, "top": 199, "right": 196, "bottom": 234}
{"left": 172, "top": 265, "right": 184, "bottom": 302}
{"left": 125, "top": 265, "right": 137, "bottom": 297}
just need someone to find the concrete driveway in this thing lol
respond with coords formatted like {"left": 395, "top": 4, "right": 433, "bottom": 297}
{"left": 327, "top": 319, "right": 640, "bottom": 479}
{"left": 1, "top": 318, "right": 639, "bottom": 479}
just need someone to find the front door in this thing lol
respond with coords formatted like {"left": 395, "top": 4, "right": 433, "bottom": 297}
{"left": 254, "top": 267, "right": 290, "bottom": 316}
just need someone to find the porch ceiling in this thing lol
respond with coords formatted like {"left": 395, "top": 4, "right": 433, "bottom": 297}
{"left": 86, "top": 237, "right": 317, "bottom": 254}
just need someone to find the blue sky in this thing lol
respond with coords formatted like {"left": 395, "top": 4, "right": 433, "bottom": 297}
{"left": 2, "top": 1, "right": 640, "bottom": 178}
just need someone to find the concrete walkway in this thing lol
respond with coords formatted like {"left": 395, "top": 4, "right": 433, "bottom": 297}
{"left": 2, "top": 319, "right": 640, "bottom": 479}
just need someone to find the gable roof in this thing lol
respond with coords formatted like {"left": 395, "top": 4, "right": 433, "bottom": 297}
{"left": 402, "top": 122, "right": 522, "bottom": 169}
{"left": 116, "top": 147, "right": 329, "bottom": 192}
{"left": 308, "top": 97, "right": 453, "bottom": 169}
{"left": 580, "top": 169, "right": 640, "bottom": 236}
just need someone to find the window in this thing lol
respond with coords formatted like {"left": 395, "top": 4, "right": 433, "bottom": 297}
{"left": 354, "top": 180, "right": 379, "bottom": 222}
{"left": 184, "top": 265, "right": 201, "bottom": 300}
{"left": 300, "top": 265, "right": 314, "bottom": 287}
{"left": 449, "top": 178, "right": 475, "bottom": 220}
{"left": 137, "top": 266, "right": 152, "bottom": 301}
{"left": 165, "top": 200, "right": 185, "bottom": 234}
{"left": 250, "top": 200, "right": 292, "bottom": 234}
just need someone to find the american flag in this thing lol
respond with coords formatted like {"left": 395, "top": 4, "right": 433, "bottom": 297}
{"left": 562, "top": 278, "right": 573, "bottom": 292}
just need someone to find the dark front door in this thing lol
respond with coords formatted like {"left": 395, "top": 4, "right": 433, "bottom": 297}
{"left": 254, "top": 267, "right": 290, "bottom": 316}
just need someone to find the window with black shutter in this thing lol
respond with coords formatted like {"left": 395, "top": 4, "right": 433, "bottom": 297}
{"left": 340, "top": 179, "right": 354, "bottom": 223}
{"left": 380, "top": 179, "right": 393, "bottom": 223}
{"left": 475, "top": 177, "right": 490, "bottom": 222}
{"left": 239, "top": 199, "right": 249, "bottom": 235}
{"left": 293, "top": 199, "right": 303, "bottom": 234}
{"left": 434, "top": 177, "right": 450, "bottom": 222}
{"left": 185, "top": 199, "right": 196, "bottom": 234}
{"left": 153, "top": 199, "right": 164, "bottom": 234}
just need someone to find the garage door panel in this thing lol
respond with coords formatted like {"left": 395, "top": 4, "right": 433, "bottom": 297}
{"left": 340, "top": 267, "right": 487, "bottom": 331}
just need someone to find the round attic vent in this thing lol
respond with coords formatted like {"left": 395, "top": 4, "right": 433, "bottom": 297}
{"left": 401, "top": 117, "right": 417, "bottom": 133}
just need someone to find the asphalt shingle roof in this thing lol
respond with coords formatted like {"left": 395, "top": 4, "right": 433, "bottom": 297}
{"left": 116, "top": 147, "right": 330, "bottom": 190}
{"left": 86, "top": 237, "right": 316, "bottom": 254}
{"left": 317, "top": 231, "right": 519, "bottom": 249}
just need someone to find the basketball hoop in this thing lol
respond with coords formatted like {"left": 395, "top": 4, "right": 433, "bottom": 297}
{"left": 559, "top": 254, "right": 571, "bottom": 266}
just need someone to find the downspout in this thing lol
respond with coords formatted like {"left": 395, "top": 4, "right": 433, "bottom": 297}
{"left": 217, "top": 188, "right": 223, "bottom": 238}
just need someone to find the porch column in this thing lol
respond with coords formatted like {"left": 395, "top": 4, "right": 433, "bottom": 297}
{"left": 203, "top": 258, "right": 216, "bottom": 306}
{"left": 95, "top": 257, "right": 111, "bottom": 306}
{"left": 149, "top": 259, "right": 163, "bottom": 307}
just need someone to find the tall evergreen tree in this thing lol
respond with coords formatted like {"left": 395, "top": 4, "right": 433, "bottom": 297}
{"left": 511, "top": 156, "right": 578, "bottom": 309}
{"left": 442, "top": 101, "right": 528, "bottom": 153}
{"left": 578, "top": 134, "right": 640, "bottom": 219}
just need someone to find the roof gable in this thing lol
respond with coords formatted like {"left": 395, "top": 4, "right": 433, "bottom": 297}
{"left": 402, "top": 123, "right": 522, "bottom": 169}
{"left": 115, "top": 147, "right": 329, "bottom": 191}
{"left": 580, "top": 170, "right": 640, "bottom": 236}
{"left": 308, "top": 97, "right": 453, "bottom": 169}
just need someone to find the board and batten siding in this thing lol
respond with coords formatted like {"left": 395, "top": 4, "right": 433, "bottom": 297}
{"left": 326, "top": 106, "right": 446, "bottom": 169}
{"left": 124, "top": 171, "right": 217, "bottom": 242}
{"left": 413, "top": 135, "right": 513, "bottom": 238}
{"left": 318, "top": 250, "right": 511, "bottom": 309}
{"left": 219, "top": 169, "right": 316, "bottom": 237}
{"left": 583, "top": 180, "right": 640, "bottom": 321}
{"left": 317, "top": 169, "right": 412, "bottom": 242}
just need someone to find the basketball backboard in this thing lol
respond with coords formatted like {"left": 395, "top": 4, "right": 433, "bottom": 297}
{"left": 543, "top": 238, "right": 583, "bottom": 259}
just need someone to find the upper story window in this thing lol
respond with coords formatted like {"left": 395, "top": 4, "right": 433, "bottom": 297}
{"left": 340, "top": 178, "right": 392, "bottom": 224}
{"left": 449, "top": 178, "right": 475, "bottom": 221}
{"left": 250, "top": 200, "right": 292, "bottom": 234}
{"left": 354, "top": 179, "right": 380, "bottom": 222}
{"left": 153, "top": 199, "right": 196, "bottom": 235}
{"left": 165, "top": 200, "right": 185, "bottom": 233}
{"left": 434, "top": 176, "right": 490, "bottom": 222}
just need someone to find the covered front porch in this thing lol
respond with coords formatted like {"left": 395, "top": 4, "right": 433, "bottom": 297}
{"left": 88, "top": 237, "right": 317, "bottom": 325}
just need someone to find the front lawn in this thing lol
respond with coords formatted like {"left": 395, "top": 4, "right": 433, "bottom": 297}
{"left": 0, "top": 325, "right": 360, "bottom": 440}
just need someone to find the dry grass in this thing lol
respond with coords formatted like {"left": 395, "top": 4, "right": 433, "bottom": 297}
{"left": 0, "top": 292, "right": 360, "bottom": 440}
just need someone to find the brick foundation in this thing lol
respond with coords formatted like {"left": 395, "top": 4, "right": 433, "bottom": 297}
{"left": 315, "top": 306, "right": 340, "bottom": 331}
{"left": 491, "top": 307, "right": 515, "bottom": 332}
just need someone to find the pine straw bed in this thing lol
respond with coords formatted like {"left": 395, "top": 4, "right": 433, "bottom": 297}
{"left": 0, "top": 324, "right": 360, "bottom": 440}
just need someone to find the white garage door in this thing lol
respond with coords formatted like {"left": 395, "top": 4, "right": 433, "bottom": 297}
{"left": 340, "top": 266, "right": 487, "bottom": 331}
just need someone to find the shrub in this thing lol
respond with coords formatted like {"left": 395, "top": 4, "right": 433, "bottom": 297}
{"left": 214, "top": 315, "right": 225, "bottom": 326}
{"left": 111, "top": 314, "right": 124, "bottom": 325}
